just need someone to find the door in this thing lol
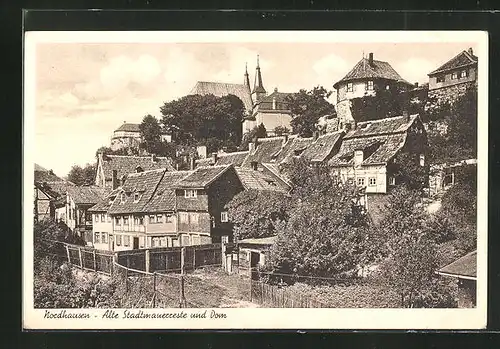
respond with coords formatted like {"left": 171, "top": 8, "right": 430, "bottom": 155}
{"left": 109, "top": 235, "right": 114, "bottom": 251}
{"left": 133, "top": 237, "right": 139, "bottom": 249}
{"left": 250, "top": 251, "right": 260, "bottom": 280}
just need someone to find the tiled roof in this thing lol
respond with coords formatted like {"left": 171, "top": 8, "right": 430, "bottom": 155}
{"left": 114, "top": 123, "right": 140, "bottom": 133}
{"left": 142, "top": 170, "right": 193, "bottom": 212}
{"left": 334, "top": 57, "right": 408, "bottom": 88}
{"left": 272, "top": 136, "right": 314, "bottom": 164}
{"left": 88, "top": 188, "right": 126, "bottom": 212}
{"left": 34, "top": 163, "right": 64, "bottom": 183}
{"left": 100, "top": 154, "right": 175, "bottom": 181}
{"left": 301, "top": 131, "right": 344, "bottom": 163}
{"left": 261, "top": 163, "right": 291, "bottom": 185}
{"left": 428, "top": 49, "right": 478, "bottom": 76}
{"left": 328, "top": 133, "right": 407, "bottom": 167}
{"left": 242, "top": 137, "right": 285, "bottom": 167}
{"left": 190, "top": 81, "right": 253, "bottom": 112}
{"left": 108, "top": 169, "right": 166, "bottom": 214}
{"left": 41, "top": 181, "right": 76, "bottom": 198}
{"left": 437, "top": 250, "right": 477, "bottom": 279}
{"left": 195, "top": 151, "right": 250, "bottom": 168}
{"left": 175, "top": 165, "right": 233, "bottom": 189}
{"left": 67, "top": 186, "right": 107, "bottom": 205}
{"left": 235, "top": 168, "right": 289, "bottom": 193}
{"left": 256, "top": 91, "right": 293, "bottom": 111}
{"left": 344, "top": 115, "right": 418, "bottom": 139}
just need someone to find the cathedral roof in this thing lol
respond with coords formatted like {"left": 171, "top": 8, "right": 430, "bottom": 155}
{"left": 190, "top": 81, "right": 253, "bottom": 112}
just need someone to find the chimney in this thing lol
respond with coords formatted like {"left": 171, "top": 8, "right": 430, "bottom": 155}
{"left": 368, "top": 53, "right": 374, "bottom": 66}
{"left": 345, "top": 123, "right": 352, "bottom": 132}
{"left": 283, "top": 134, "right": 288, "bottom": 143}
{"left": 112, "top": 170, "right": 118, "bottom": 190}
{"left": 313, "top": 131, "right": 319, "bottom": 141}
{"left": 151, "top": 154, "right": 157, "bottom": 162}
{"left": 250, "top": 161, "right": 258, "bottom": 171}
{"left": 468, "top": 47, "right": 473, "bottom": 56}
{"left": 352, "top": 120, "right": 357, "bottom": 130}
{"left": 190, "top": 156, "right": 196, "bottom": 170}
{"left": 211, "top": 152, "right": 218, "bottom": 165}
{"left": 272, "top": 97, "right": 277, "bottom": 110}
{"left": 248, "top": 142, "right": 255, "bottom": 152}
{"left": 120, "top": 175, "right": 127, "bottom": 187}
{"left": 414, "top": 82, "right": 419, "bottom": 88}
{"left": 274, "top": 87, "right": 278, "bottom": 93}
{"left": 354, "top": 150, "right": 364, "bottom": 167}
{"left": 403, "top": 109, "right": 409, "bottom": 121}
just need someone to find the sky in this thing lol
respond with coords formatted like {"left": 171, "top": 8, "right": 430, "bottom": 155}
{"left": 31, "top": 39, "right": 479, "bottom": 177}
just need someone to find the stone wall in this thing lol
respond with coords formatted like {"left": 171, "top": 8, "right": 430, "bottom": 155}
{"left": 428, "top": 81, "right": 476, "bottom": 106}
{"left": 335, "top": 99, "right": 354, "bottom": 124}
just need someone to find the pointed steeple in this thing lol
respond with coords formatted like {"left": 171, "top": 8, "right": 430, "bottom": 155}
{"left": 252, "top": 55, "right": 266, "bottom": 102}
{"left": 244, "top": 62, "right": 251, "bottom": 91}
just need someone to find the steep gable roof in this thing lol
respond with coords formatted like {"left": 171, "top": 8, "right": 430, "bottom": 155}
{"left": 142, "top": 170, "right": 194, "bottom": 212}
{"left": 334, "top": 57, "right": 408, "bottom": 88}
{"left": 89, "top": 188, "right": 121, "bottom": 212}
{"left": 175, "top": 165, "right": 233, "bottom": 189}
{"left": 235, "top": 168, "right": 290, "bottom": 193}
{"left": 301, "top": 131, "right": 345, "bottom": 163}
{"left": 271, "top": 136, "right": 314, "bottom": 164}
{"left": 34, "top": 163, "right": 64, "bottom": 183}
{"left": 437, "top": 250, "right": 477, "bottom": 279}
{"left": 242, "top": 137, "right": 285, "bottom": 167}
{"left": 40, "top": 181, "right": 76, "bottom": 198}
{"left": 108, "top": 169, "right": 166, "bottom": 214}
{"left": 328, "top": 115, "right": 419, "bottom": 167}
{"left": 99, "top": 154, "right": 175, "bottom": 182}
{"left": 196, "top": 151, "right": 250, "bottom": 168}
{"left": 67, "top": 186, "right": 107, "bottom": 205}
{"left": 115, "top": 123, "right": 140, "bottom": 133}
{"left": 190, "top": 81, "right": 253, "bottom": 112}
{"left": 428, "top": 49, "right": 478, "bottom": 76}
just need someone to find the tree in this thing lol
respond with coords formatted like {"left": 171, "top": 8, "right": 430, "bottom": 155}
{"left": 139, "top": 114, "right": 163, "bottom": 154}
{"left": 274, "top": 126, "right": 289, "bottom": 136}
{"left": 287, "top": 86, "right": 336, "bottom": 137}
{"left": 160, "top": 93, "right": 245, "bottom": 150}
{"left": 67, "top": 163, "right": 96, "bottom": 186}
{"left": 226, "top": 189, "right": 292, "bottom": 240}
{"left": 268, "top": 169, "right": 370, "bottom": 279}
{"left": 239, "top": 123, "right": 267, "bottom": 151}
{"left": 376, "top": 185, "right": 457, "bottom": 308}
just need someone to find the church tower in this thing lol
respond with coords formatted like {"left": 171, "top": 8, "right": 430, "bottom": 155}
{"left": 244, "top": 62, "right": 251, "bottom": 92}
{"left": 252, "top": 55, "right": 267, "bottom": 103}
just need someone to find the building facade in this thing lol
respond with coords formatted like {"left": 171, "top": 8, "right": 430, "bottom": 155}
{"left": 110, "top": 122, "right": 142, "bottom": 151}
{"left": 427, "top": 47, "right": 478, "bottom": 105}
{"left": 333, "top": 52, "right": 413, "bottom": 125}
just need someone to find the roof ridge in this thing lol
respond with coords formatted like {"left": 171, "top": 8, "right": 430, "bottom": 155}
{"left": 126, "top": 168, "right": 167, "bottom": 177}
{"left": 219, "top": 150, "right": 249, "bottom": 156}
{"left": 106, "top": 154, "right": 171, "bottom": 159}
{"left": 357, "top": 114, "right": 417, "bottom": 125}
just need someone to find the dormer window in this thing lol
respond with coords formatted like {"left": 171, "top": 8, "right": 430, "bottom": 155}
{"left": 366, "top": 80, "right": 374, "bottom": 91}
{"left": 347, "top": 82, "right": 353, "bottom": 92}
{"left": 133, "top": 192, "right": 141, "bottom": 203}
{"left": 221, "top": 211, "right": 229, "bottom": 223}
{"left": 184, "top": 189, "right": 197, "bottom": 198}
{"left": 437, "top": 75, "right": 445, "bottom": 83}
{"left": 460, "top": 70, "right": 468, "bottom": 78}
{"left": 451, "top": 72, "right": 458, "bottom": 80}
{"left": 120, "top": 193, "right": 125, "bottom": 204}
{"left": 419, "top": 154, "right": 425, "bottom": 167}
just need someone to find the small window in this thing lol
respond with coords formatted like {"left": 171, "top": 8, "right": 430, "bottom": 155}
{"left": 116, "top": 235, "right": 122, "bottom": 246}
{"left": 184, "top": 189, "right": 197, "bottom": 198}
{"left": 149, "top": 215, "right": 156, "bottom": 223}
{"left": 165, "top": 214, "right": 173, "bottom": 223}
{"left": 133, "top": 193, "right": 140, "bottom": 203}
{"left": 357, "top": 177, "right": 365, "bottom": 186}
{"left": 139, "top": 216, "right": 144, "bottom": 225}
{"left": 94, "top": 232, "right": 100, "bottom": 244}
{"left": 347, "top": 177, "right": 355, "bottom": 185}
{"left": 107, "top": 214, "right": 111, "bottom": 223}
{"left": 460, "top": 70, "right": 467, "bottom": 78}
{"left": 420, "top": 154, "right": 425, "bottom": 167}
{"left": 123, "top": 216, "right": 129, "bottom": 225}
{"left": 369, "top": 177, "right": 376, "bottom": 186}
{"left": 366, "top": 80, "right": 374, "bottom": 91}
{"left": 156, "top": 214, "right": 163, "bottom": 223}
{"left": 389, "top": 176, "right": 396, "bottom": 186}
{"left": 123, "top": 235, "right": 130, "bottom": 247}
{"left": 347, "top": 82, "right": 353, "bottom": 92}
{"left": 386, "top": 85, "right": 390, "bottom": 90}
{"left": 152, "top": 237, "right": 159, "bottom": 247}
{"left": 94, "top": 214, "right": 99, "bottom": 222}
{"left": 139, "top": 236, "right": 145, "bottom": 248}
{"left": 437, "top": 75, "right": 445, "bottom": 83}
{"left": 179, "top": 212, "right": 189, "bottom": 223}
{"left": 190, "top": 213, "right": 199, "bottom": 224}
{"left": 100, "top": 213, "right": 105, "bottom": 222}
{"left": 101, "top": 232, "right": 108, "bottom": 244}
{"left": 115, "top": 216, "right": 120, "bottom": 225}
{"left": 221, "top": 211, "right": 229, "bottom": 223}
{"left": 451, "top": 72, "right": 458, "bottom": 80}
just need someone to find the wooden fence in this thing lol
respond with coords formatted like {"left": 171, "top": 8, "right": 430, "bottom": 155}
{"left": 65, "top": 244, "right": 115, "bottom": 275}
{"left": 250, "top": 278, "right": 329, "bottom": 308}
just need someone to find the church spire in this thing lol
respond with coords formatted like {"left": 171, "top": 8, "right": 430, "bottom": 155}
{"left": 244, "top": 62, "right": 250, "bottom": 90}
{"left": 252, "top": 54, "right": 266, "bottom": 101}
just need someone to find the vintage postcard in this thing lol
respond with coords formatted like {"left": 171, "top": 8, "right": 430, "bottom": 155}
{"left": 23, "top": 31, "right": 488, "bottom": 329}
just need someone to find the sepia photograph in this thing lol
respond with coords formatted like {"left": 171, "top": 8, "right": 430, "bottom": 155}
{"left": 23, "top": 30, "right": 488, "bottom": 329}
